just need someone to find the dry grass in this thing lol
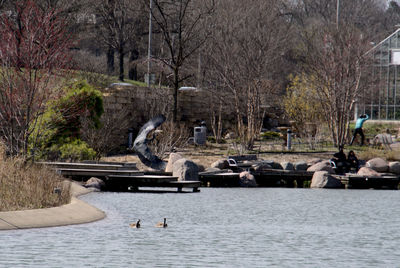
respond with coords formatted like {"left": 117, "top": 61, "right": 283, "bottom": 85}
{"left": 0, "top": 158, "right": 71, "bottom": 211}
{"left": 358, "top": 148, "right": 400, "bottom": 162}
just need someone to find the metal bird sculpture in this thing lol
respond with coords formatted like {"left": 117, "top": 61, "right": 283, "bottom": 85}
{"left": 133, "top": 115, "right": 167, "bottom": 170}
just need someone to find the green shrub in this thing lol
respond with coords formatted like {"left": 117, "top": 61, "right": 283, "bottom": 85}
{"left": 29, "top": 79, "right": 103, "bottom": 160}
{"left": 57, "top": 79, "right": 104, "bottom": 133}
{"left": 57, "top": 139, "right": 96, "bottom": 161}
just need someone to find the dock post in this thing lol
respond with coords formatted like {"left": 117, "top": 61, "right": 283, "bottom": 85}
{"left": 287, "top": 129, "right": 292, "bottom": 150}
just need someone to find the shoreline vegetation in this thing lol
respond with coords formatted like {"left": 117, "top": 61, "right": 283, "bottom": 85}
{"left": 0, "top": 157, "right": 70, "bottom": 212}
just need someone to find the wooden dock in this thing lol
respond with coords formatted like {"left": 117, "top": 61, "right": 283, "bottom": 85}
{"left": 199, "top": 172, "right": 241, "bottom": 187}
{"left": 253, "top": 169, "right": 314, "bottom": 188}
{"left": 40, "top": 161, "right": 200, "bottom": 193}
{"left": 105, "top": 175, "right": 201, "bottom": 192}
{"left": 39, "top": 161, "right": 137, "bottom": 170}
{"left": 55, "top": 168, "right": 144, "bottom": 178}
{"left": 42, "top": 161, "right": 400, "bottom": 190}
{"left": 199, "top": 169, "right": 314, "bottom": 187}
{"left": 333, "top": 174, "right": 400, "bottom": 189}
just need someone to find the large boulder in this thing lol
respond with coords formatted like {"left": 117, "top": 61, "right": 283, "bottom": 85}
{"left": 281, "top": 161, "right": 294, "bottom": 171}
{"left": 366, "top": 158, "right": 389, "bottom": 173}
{"left": 239, "top": 171, "right": 257, "bottom": 187}
{"left": 172, "top": 159, "right": 199, "bottom": 181}
{"left": 165, "top": 153, "right": 184, "bottom": 172}
{"left": 85, "top": 177, "right": 105, "bottom": 191}
{"left": 253, "top": 160, "right": 282, "bottom": 170}
{"left": 372, "top": 133, "right": 393, "bottom": 146}
{"left": 307, "top": 158, "right": 323, "bottom": 166}
{"left": 389, "top": 162, "right": 400, "bottom": 175}
{"left": 271, "top": 161, "right": 283, "bottom": 170}
{"left": 211, "top": 159, "right": 230, "bottom": 169}
{"left": 311, "top": 171, "right": 343, "bottom": 188}
{"left": 294, "top": 161, "right": 308, "bottom": 171}
{"left": 357, "top": 167, "right": 381, "bottom": 177}
{"left": 252, "top": 162, "right": 272, "bottom": 172}
{"left": 390, "top": 143, "right": 400, "bottom": 151}
{"left": 307, "top": 160, "right": 335, "bottom": 174}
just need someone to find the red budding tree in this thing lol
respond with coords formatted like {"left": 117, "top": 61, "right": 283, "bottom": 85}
{"left": 0, "top": 0, "right": 71, "bottom": 156}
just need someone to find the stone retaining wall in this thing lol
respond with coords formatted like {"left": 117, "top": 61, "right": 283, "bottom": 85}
{"left": 101, "top": 84, "right": 236, "bottom": 140}
{"left": 101, "top": 84, "right": 282, "bottom": 147}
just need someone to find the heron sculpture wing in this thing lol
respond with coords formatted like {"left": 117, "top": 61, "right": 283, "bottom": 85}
{"left": 133, "top": 115, "right": 167, "bottom": 170}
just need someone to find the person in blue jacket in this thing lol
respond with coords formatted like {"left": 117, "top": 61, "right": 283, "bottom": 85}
{"left": 350, "top": 114, "right": 369, "bottom": 146}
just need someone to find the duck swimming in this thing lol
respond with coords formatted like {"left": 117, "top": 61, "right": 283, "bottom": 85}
{"left": 130, "top": 219, "right": 141, "bottom": 228}
{"left": 155, "top": 218, "right": 167, "bottom": 228}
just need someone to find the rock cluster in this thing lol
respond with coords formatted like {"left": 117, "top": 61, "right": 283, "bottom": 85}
{"left": 310, "top": 171, "right": 343, "bottom": 188}
{"left": 84, "top": 177, "right": 105, "bottom": 191}
{"left": 239, "top": 171, "right": 257, "bottom": 187}
{"left": 365, "top": 157, "right": 400, "bottom": 176}
{"left": 307, "top": 157, "right": 400, "bottom": 189}
{"left": 166, "top": 153, "right": 199, "bottom": 181}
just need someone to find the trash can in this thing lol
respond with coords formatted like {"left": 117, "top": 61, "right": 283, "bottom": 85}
{"left": 194, "top": 126, "right": 206, "bottom": 145}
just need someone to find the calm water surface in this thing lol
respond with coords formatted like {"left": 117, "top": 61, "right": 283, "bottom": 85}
{"left": 1, "top": 188, "right": 400, "bottom": 267}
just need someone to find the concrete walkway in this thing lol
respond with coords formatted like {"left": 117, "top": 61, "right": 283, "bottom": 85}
{"left": 0, "top": 182, "right": 106, "bottom": 230}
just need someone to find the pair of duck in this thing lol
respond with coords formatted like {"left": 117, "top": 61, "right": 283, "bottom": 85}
{"left": 130, "top": 218, "right": 167, "bottom": 228}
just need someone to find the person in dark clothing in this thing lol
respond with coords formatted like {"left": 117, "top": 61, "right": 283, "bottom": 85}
{"left": 347, "top": 150, "right": 359, "bottom": 172}
{"left": 331, "top": 145, "right": 348, "bottom": 173}
{"left": 350, "top": 114, "right": 369, "bottom": 146}
{"left": 333, "top": 146, "right": 346, "bottom": 162}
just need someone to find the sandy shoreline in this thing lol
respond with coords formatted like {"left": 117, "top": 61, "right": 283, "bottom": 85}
{"left": 0, "top": 182, "right": 105, "bottom": 230}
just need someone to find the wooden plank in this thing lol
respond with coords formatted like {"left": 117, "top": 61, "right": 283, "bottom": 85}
{"left": 108, "top": 178, "right": 201, "bottom": 193}
{"left": 253, "top": 169, "right": 314, "bottom": 177}
{"left": 144, "top": 171, "right": 172, "bottom": 176}
{"left": 107, "top": 175, "right": 178, "bottom": 183}
{"left": 56, "top": 168, "right": 143, "bottom": 177}
{"left": 199, "top": 172, "right": 240, "bottom": 187}
{"left": 39, "top": 161, "right": 137, "bottom": 170}
{"left": 136, "top": 181, "right": 201, "bottom": 193}
{"left": 333, "top": 174, "right": 399, "bottom": 189}
{"left": 168, "top": 181, "right": 202, "bottom": 187}
{"left": 82, "top": 160, "right": 137, "bottom": 168}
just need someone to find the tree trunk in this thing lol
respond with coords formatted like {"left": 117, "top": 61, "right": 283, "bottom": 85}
{"left": 172, "top": 68, "right": 179, "bottom": 122}
{"left": 128, "top": 49, "right": 138, "bottom": 81}
{"left": 119, "top": 48, "right": 124, "bottom": 81}
{"left": 107, "top": 45, "right": 114, "bottom": 75}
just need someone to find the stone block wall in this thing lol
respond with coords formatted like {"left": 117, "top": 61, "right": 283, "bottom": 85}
{"left": 101, "top": 84, "right": 235, "bottom": 145}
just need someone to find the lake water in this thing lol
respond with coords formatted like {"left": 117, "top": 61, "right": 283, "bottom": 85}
{"left": 1, "top": 188, "right": 400, "bottom": 267}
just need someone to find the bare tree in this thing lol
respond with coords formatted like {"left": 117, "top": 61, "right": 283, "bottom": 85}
{"left": 204, "top": 0, "right": 290, "bottom": 150}
{"left": 299, "top": 23, "right": 374, "bottom": 147}
{"left": 80, "top": 109, "right": 130, "bottom": 159}
{"left": 147, "top": 0, "right": 215, "bottom": 122}
{"left": 285, "top": 0, "right": 389, "bottom": 41}
{"left": 0, "top": 0, "right": 71, "bottom": 156}
{"left": 96, "top": 0, "right": 141, "bottom": 81}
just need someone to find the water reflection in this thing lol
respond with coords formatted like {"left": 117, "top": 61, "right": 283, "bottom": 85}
{"left": 1, "top": 188, "right": 400, "bottom": 267}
